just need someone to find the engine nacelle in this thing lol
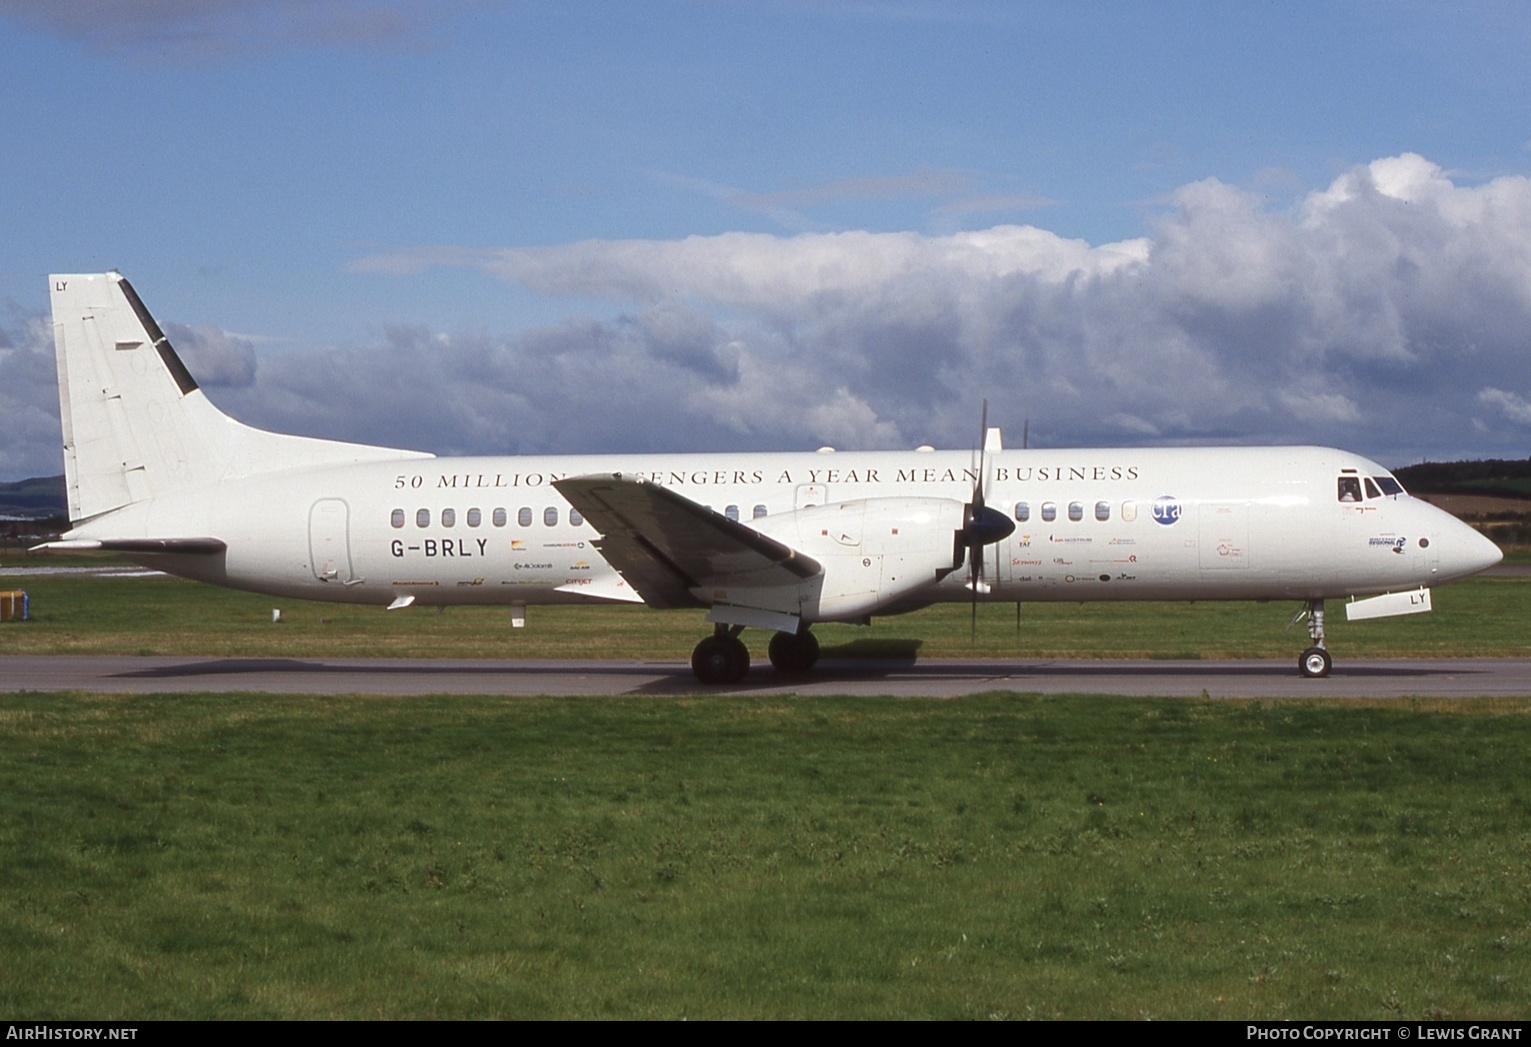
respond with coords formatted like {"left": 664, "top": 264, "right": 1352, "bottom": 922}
{"left": 706, "top": 496, "right": 967, "bottom": 625}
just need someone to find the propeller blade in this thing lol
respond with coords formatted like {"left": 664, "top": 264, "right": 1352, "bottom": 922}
{"left": 963, "top": 401, "right": 1012, "bottom": 637}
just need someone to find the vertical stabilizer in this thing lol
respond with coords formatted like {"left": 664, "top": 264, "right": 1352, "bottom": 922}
{"left": 50, "top": 273, "right": 430, "bottom": 524}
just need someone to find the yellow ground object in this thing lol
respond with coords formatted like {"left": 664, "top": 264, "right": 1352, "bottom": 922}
{"left": 0, "top": 590, "right": 29, "bottom": 621}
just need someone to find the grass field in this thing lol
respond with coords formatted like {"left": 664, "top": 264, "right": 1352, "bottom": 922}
{"left": 3, "top": 563, "right": 1530, "bottom": 1019}
{"left": 4, "top": 691, "right": 1531, "bottom": 1019}
{"left": 2, "top": 562, "right": 1529, "bottom": 662}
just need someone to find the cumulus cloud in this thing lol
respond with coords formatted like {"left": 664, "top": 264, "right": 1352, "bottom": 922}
{"left": 164, "top": 323, "right": 258, "bottom": 388}
{"left": 354, "top": 226, "right": 1149, "bottom": 310}
{"left": 9, "top": 153, "right": 1531, "bottom": 481}
{"left": 1478, "top": 387, "right": 1531, "bottom": 426}
{"left": 0, "top": 311, "right": 65, "bottom": 481}
{"left": 344, "top": 153, "right": 1531, "bottom": 462}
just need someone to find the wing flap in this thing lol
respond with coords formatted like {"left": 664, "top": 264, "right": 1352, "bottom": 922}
{"left": 553, "top": 473, "right": 820, "bottom": 609}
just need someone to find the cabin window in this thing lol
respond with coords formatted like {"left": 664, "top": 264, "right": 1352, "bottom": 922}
{"left": 1121, "top": 500, "right": 1138, "bottom": 522}
{"left": 492, "top": 508, "right": 507, "bottom": 527}
{"left": 518, "top": 507, "right": 533, "bottom": 527}
{"left": 1014, "top": 502, "right": 1029, "bottom": 522}
{"left": 466, "top": 508, "right": 481, "bottom": 527}
{"left": 390, "top": 509, "right": 405, "bottom": 529}
{"left": 1095, "top": 501, "right": 1111, "bottom": 522}
{"left": 570, "top": 509, "right": 583, "bottom": 527}
{"left": 415, "top": 508, "right": 430, "bottom": 528}
{"left": 1068, "top": 501, "right": 1084, "bottom": 522}
{"left": 1338, "top": 477, "right": 1363, "bottom": 503}
{"left": 725, "top": 504, "right": 739, "bottom": 522}
{"left": 543, "top": 507, "right": 559, "bottom": 527}
{"left": 753, "top": 504, "right": 768, "bottom": 520}
{"left": 1041, "top": 502, "right": 1057, "bottom": 522}
{"left": 1364, "top": 478, "right": 1382, "bottom": 500}
{"left": 441, "top": 508, "right": 456, "bottom": 528}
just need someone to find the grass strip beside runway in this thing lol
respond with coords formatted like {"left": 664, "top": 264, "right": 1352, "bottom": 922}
{"left": 2, "top": 568, "right": 1528, "bottom": 661}
{"left": 3, "top": 691, "right": 1531, "bottom": 1019}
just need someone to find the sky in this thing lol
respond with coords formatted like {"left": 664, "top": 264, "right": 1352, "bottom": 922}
{"left": 3, "top": 0, "right": 1531, "bottom": 482}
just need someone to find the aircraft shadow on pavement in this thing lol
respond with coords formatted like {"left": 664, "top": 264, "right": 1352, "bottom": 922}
{"left": 107, "top": 654, "right": 1486, "bottom": 697}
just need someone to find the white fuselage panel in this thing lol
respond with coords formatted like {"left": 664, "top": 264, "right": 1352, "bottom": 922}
{"left": 79, "top": 445, "right": 1498, "bottom": 617}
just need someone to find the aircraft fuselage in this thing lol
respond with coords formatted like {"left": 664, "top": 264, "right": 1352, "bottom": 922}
{"left": 101, "top": 445, "right": 1491, "bottom": 611}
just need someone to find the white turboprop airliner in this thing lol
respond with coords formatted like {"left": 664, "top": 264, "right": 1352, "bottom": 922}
{"left": 39, "top": 272, "right": 1503, "bottom": 683}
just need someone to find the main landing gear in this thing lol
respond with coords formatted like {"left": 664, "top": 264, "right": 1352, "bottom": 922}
{"left": 692, "top": 625, "right": 750, "bottom": 685}
{"left": 1298, "top": 598, "right": 1332, "bottom": 678}
{"left": 690, "top": 625, "right": 821, "bottom": 684}
{"left": 768, "top": 626, "right": 820, "bottom": 675}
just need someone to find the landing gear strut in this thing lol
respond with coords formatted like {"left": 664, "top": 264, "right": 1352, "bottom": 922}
{"left": 692, "top": 625, "right": 750, "bottom": 685}
{"left": 1298, "top": 598, "right": 1332, "bottom": 678}
{"left": 768, "top": 627, "right": 820, "bottom": 674}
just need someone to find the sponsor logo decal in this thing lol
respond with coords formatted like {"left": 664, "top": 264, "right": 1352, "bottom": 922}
{"left": 1152, "top": 495, "right": 1181, "bottom": 526}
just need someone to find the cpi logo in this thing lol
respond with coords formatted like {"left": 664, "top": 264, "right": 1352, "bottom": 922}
{"left": 1152, "top": 495, "right": 1182, "bottom": 526}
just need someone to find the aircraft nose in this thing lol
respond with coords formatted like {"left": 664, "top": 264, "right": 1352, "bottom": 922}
{"left": 1434, "top": 517, "right": 1503, "bottom": 583}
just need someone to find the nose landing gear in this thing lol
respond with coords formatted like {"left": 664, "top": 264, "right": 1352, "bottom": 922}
{"left": 1298, "top": 599, "right": 1331, "bottom": 678}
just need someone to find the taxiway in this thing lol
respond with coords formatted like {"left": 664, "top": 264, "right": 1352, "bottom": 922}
{"left": 4, "top": 655, "right": 1530, "bottom": 698}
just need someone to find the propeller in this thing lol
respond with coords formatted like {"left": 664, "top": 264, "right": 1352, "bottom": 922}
{"left": 956, "top": 401, "right": 1016, "bottom": 637}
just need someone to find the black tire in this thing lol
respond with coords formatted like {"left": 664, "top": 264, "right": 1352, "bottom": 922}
{"left": 768, "top": 629, "right": 820, "bottom": 674}
{"left": 1299, "top": 646, "right": 1332, "bottom": 678}
{"left": 692, "top": 635, "right": 750, "bottom": 684}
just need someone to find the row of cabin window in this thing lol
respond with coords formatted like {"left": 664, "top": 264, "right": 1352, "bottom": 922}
{"left": 390, "top": 504, "right": 774, "bottom": 529}
{"left": 391, "top": 507, "right": 583, "bottom": 529}
{"left": 1014, "top": 500, "right": 1137, "bottom": 524}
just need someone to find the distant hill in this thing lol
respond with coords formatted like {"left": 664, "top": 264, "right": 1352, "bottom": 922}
{"left": 0, "top": 475, "right": 66, "bottom": 520}
{"left": 1393, "top": 457, "right": 1531, "bottom": 499}
{"left": 1394, "top": 457, "right": 1531, "bottom": 549}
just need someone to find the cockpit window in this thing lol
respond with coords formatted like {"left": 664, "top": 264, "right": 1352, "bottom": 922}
{"left": 1337, "top": 477, "right": 1363, "bottom": 503}
{"left": 1375, "top": 475, "right": 1405, "bottom": 496}
{"left": 1363, "top": 478, "right": 1382, "bottom": 500}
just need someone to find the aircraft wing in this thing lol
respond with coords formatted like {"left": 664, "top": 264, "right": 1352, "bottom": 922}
{"left": 553, "top": 473, "right": 821, "bottom": 609}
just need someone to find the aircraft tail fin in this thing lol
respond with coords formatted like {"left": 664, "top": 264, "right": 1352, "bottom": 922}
{"left": 50, "top": 272, "right": 430, "bottom": 523}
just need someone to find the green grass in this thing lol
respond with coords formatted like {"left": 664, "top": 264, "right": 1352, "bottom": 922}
{"left": 3, "top": 692, "right": 1531, "bottom": 1019}
{"left": 2, "top": 568, "right": 1529, "bottom": 661}
{"left": 4, "top": 564, "right": 1528, "bottom": 1017}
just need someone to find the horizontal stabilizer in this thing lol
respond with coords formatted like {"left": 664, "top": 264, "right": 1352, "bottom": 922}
{"left": 553, "top": 473, "right": 821, "bottom": 609}
{"left": 33, "top": 537, "right": 227, "bottom": 555}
